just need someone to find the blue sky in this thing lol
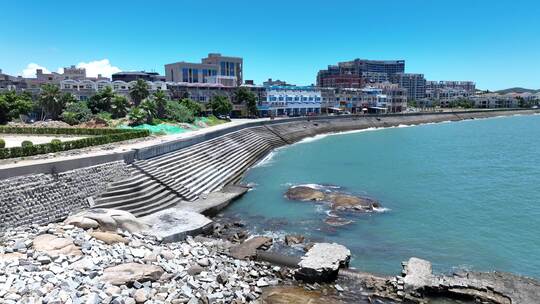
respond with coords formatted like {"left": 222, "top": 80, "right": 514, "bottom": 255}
{"left": 1, "top": 0, "right": 539, "bottom": 90}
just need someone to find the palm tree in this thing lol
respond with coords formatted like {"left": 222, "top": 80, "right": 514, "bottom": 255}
{"left": 129, "top": 79, "right": 149, "bottom": 106}
{"left": 110, "top": 95, "right": 130, "bottom": 118}
{"left": 89, "top": 86, "right": 114, "bottom": 114}
{"left": 140, "top": 99, "right": 157, "bottom": 124}
{"left": 39, "top": 84, "right": 64, "bottom": 120}
{"left": 153, "top": 90, "right": 168, "bottom": 119}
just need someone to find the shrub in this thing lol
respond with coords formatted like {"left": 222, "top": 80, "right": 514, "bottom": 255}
{"left": 179, "top": 98, "right": 204, "bottom": 116}
{"left": 209, "top": 96, "right": 233, "bottom": 116}
{"left": 0, "top": 128, "right": 149, "bottom": 159}
{"left": 61, "top": 102, "right": 93, "bottom": 125}
{"left": 21, "top": 140, "right": 33, "bottom": 147}
{"left": 166, "top": 101, "right": 194, "bottom": 123}
{"left": 111, "top": 95, "right": 130, "bottom": 119}
{"left": 0, "top": 138, "right": 5, "bottom": 148}
{"left": 97, "top": 111, "right": 113, "bottom": 121}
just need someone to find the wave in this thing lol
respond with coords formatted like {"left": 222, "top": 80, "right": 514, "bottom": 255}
{"left": 373, "top": 207, "right": 391, "bottom": 213}
{"left": 252, "top": 150, "right": 276, "bottom": 168}
{"left": 292, "top": 183, "right": 341, "bottom": 190}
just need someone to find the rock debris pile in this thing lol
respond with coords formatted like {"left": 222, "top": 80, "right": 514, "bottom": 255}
{"left": 0, "top": 224, "right": 290, "bottom": 303}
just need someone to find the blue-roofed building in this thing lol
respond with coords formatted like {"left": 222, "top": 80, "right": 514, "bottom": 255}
{"left": 258, "top": 85, "right": 321, "bottom": 117}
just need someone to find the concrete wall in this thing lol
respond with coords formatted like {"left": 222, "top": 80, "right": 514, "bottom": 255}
{"left": 0, "top": 161, "right": 129, "bottom": 230}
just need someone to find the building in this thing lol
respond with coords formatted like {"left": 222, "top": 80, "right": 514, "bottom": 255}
{"left": 262, "top": 78, "right": 293, "bottom": 87}
{"left": 112, "top": 71, "right": 165, "bottom": 82}
{"left": 372, "top": 82, "right": 408, "bottom": 112}
{"left": 165, "top": 53, "right": 243, "bottom": 87}
{"left": 59, "top": 79, "right": 167, "bottom": 102}
{"left": 258, "top": 86, "right": 321, "bottom": 117}
{"left": 425, "top": 81, "right": 476, "bottom": 105}
{"left": 60, "top": 65, "right": 86, "bottom": 80}
{"left": 320, "top": 87, "right": 395, "bottom": 113}
{"left": 317, "top": 59, "right": 405, "bottom": 88}
{"left": 389, "top": 73, "right": 426, "bottom": 101}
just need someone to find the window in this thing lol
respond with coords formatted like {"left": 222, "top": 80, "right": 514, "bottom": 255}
{"left": 182, "top": 68, "right": 189, "bottom": 82}
{"left": 193, "top": 69, "right": 198, "bottom": 83}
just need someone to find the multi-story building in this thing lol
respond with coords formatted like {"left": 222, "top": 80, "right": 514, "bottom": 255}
{"left": 258, "top": 86, "right": 321, "bottom": 117}
{"left": 320, "top": 87, "right": 396, "bottom": 113}
{"left": 165, "top": 53, "right": 243, "bottom": 87}
{"left": 372, "top": 82, "right": 408, "bottom": 112}
{"left": 262, "top": 78, "right": 293, "bottom": 87}
{"left": 59, "top": 79, "right": 167, "bottom": 102}
{"left": 425, "top": 80, "right": 476, "bottom": 105}
{"left": 60, "top": 65, "right": 87, "bottom": 80}
{"left": 317, "top": 59, "right": 405, "bottom": 88}
{"left": 389, "top": 73, "right": 426, "bottom": 101}
{"left": 112, "top": 71, "right": 165, "bottom": 82}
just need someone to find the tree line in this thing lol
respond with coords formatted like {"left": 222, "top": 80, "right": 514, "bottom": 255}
{"left": 0, "top": 79, "right": 260, "bottom": 126}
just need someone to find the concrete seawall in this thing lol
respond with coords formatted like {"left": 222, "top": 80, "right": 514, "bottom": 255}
{"left": 1, "top": 109, "right": 539, "bottom": 228}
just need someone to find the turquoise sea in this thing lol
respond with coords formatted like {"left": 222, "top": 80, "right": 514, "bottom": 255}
{"left": 222, "top": 114, "right": 540, "bottom": 278}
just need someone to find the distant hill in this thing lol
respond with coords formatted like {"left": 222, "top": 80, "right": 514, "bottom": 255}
{"left": 495, "top": 87, "right": 540, "bottom": 94}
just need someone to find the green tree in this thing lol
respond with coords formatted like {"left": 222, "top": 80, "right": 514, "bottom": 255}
{"left": 89, "top": 86, "right": 114, "bottom": 114}
{"left": 179, "top": 98, "right": 204, "bottom": 116}
{"left": 39, "top": 84, "right": 65, "bottom": 120}
{"left": 0, "top": 93, "right": 10, "bottom": 124}
{"left": 140, "top": 99, "right": 157, "bottom": 124}
{"left": 110, "top": 95, "right": 130, "bottom": 118}
{"left": 153, "top": 90, "right": 168, "bottom": 119}
{"left": 0, "top": 91, "right": 34, "bottom": 122}
{"left": 61, "top": 101, "right": 92, "bottom": 125}
{"left": 129, "top": 79, "right": 149, "bottom": 106}
{"left": 165, "top": 101, "right": 194, "bottom": 123}
{"left": 234, "top": 87, "right": 258, "bottom": 117}
{"left": 209, "top": 95, "right": 233, "bottom": 116}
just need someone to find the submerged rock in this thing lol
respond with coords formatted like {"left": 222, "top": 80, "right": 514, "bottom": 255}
{"left": 285, "top": 234, "right": 305, "bottom": 246}
{"left": 285, "top": 186, "right": 326, "bottom": 201}
{"left": 323, "top": 217, "right": 353, "bottom": 227}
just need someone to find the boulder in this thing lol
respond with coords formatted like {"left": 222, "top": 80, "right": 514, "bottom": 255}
{"left": 141, "top": 209, "right": 213, "bottom": 243}
{"left": 229, "top": 236, "right": 273, "bottom": 260}
{"left": 296, "top": 243, "right": 350, "bottom": 283}
{"left": 101, "top": 263, "right": 165, "bottom": 286}
{"left": 65, "top": 209, "right": 149, "bottom": 232}
{"left": 89, "top": 231, "right": 129, "bottom": 245}
{"left": 284, "top": 235, "right": 305, "bottom": 246}
{"left": 285, "top": 186, "right": 325, "bottom": 201}
{"left": 33, "top": 234, "right": 82, "bottom": 256}
{"left": 402, "top": 257, "right": 434, "bottom": 290}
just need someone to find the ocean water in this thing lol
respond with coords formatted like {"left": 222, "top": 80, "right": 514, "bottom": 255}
{"left": 222, "top": 114, "right": 540, "bottom": 278}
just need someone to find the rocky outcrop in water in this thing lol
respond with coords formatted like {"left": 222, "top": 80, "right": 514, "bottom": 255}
{"left": 285, "top": 185, "right": 382, "bottom": 213}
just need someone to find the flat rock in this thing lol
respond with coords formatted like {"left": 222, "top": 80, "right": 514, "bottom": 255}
{"left": 101, "top": 263, "right": 165, "bottom": 286}
{"left": 285, "top": 234, "right": 305, "bottom": 246}
{"left": 33, "top": 234, "right": 82, "bottom": 256}
{"left": 141, "top": 209, "right": 213, "bottom": 243}
{"left": 323, "top": 217, "right": 353, "bottom": 227}
{"left": 285, "top": 186, "right": 325, "bottom": 201}
{"left": 296, "top": 243, "right": 350, "bottom": 282}
{"left": 89, "top": 231, "right": 129, "bottom": 245}
{"left": 229, "top": 236, "right": 273, "bottom": 260}
{"left": 327, "top": 194, "right": 380, "bottom": 211}
{"left": 259, "top": 286, "right": 344, "bottom": 304}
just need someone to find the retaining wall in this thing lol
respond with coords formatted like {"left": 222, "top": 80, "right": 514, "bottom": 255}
{"left": 0, "top": 161, "right": 129, "bottom": 230}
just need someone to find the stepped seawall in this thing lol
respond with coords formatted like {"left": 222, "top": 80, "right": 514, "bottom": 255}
{"left": 1, "top": 109, "right": 539, "bottom": 227}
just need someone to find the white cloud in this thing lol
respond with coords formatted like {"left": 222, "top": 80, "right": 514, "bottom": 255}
{"left": 22, "top": 63, "right": 51, "bottom": 78}
{"left": 76, "top": 59, "right": 121, "bottom": 78}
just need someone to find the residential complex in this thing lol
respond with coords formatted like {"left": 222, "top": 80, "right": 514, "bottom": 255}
{"left": 0, "top": 52, "right": 537, "bottom": 117}
{"left": 165, "top": 53, "right": 243, "bottom": 87}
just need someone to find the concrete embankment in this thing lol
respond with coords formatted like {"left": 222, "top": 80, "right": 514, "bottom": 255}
{"left": 1, "top": 109, "right": 539, "bottom": 230}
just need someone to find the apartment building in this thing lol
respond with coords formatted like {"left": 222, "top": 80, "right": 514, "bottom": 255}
{"left": 165, "top": 53, "right": 243, "bottom": 87}
{"left": 389, "top": 73, "right": 426, "bottom": 101}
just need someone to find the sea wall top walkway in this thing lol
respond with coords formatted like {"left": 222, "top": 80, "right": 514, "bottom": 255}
{"left": 1, "top": 109, "right": 538, "bottom": 180}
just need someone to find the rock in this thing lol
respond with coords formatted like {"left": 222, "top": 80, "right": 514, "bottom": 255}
{"left": 402, "top": 257, "right": 434, "bottom": 290}
{"left": 33, "top": 234, "right": 82, "bottom": 256}
{"left": 0, "top": 252, "right": 25, "bottom": 261}
{"left": 284, "top": 235, "right": 305, "bottom": 246}
{"left": 296, "top": 243, "right": 351, "bottom": 283}
{"left": 133, "top": 289, "right": 148, "bottom": 303}
{"left": 323, "top": 217, "right": 353, "bottom": 227}
{"left": 256, "top": 278, "right": 269, "bottom": 287}
{"left": 141, "top": 209, "right": 213, "bottom": 243}
{"left": 161, "top": 250, "right": 175, "bottom": 260}
{"left": 285, "top": 186, "right": 325, "bottom": 201}
{"left": 101, "top": 263, "right": 165, "bottom": 286}
{"left": 229, "top": 236, "right": 273, "bottom": 260}
{"left": 197, "top": 258, "right": 210, "bottom": 267}
{"left": 65, "top": 209, "right": 149, "bottom": 232}
{"left": 186, "top": 265, "right": 204, "bottom": 276}
{"left": 89, "top": 231, "right": 129, "bottom": 245}
{"left": 37, "top": 255, "right": 52, "bottom": 265}
{"left": 327, "top": 194, "right": 380, "bottom": 211}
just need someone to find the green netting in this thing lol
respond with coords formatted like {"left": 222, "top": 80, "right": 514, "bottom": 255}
{"left": 118, "top": 123, "right": 189, "bottom": 134}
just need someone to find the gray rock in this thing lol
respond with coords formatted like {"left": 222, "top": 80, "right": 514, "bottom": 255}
{"left": 295, "top": 243, "right": 350, "bottom": 283}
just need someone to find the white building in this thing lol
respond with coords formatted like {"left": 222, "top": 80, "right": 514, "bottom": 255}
{"left": 258, "top": 86, "right": 321, "bottom": 117}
